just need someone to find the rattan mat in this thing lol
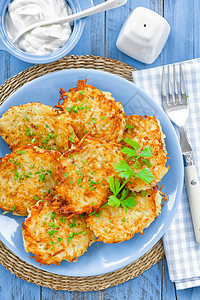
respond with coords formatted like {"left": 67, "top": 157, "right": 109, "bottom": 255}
{"left": 0, "top": 55, "right": 165, "bottom": 291}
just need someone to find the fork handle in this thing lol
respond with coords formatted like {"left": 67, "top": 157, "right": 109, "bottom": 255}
{"left": 185, "top": 164, "right": 200, "bottom": 245}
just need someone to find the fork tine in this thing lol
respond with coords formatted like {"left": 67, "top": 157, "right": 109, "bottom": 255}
{"left": 168, "top": 66, "right": 174, "bottom": 104}
{"left": 180, "top": 65, "right": 187, "bottom": 104}
{"left": 173, "top": 64, "right": 179, "bottom": 104}
{"left": 161, "top": 67, "right": 168, "bottom": 109}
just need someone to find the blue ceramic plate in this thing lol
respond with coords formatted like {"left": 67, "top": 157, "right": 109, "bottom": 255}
{"left": 0, "top": 69, "right": 184, "bottom": 276}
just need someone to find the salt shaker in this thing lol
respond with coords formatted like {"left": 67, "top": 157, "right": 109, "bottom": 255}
{"left": 116, "top": 7, "right": 170, "bottom": 64}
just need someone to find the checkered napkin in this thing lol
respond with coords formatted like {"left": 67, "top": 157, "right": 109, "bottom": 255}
{"left": 132, "top": 58, "right": 200, "bottom": 290}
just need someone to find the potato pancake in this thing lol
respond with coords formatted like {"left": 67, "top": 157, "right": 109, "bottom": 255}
{"left": 122, "top": 115, "right": 169, "bottom": 192}
{"left": 57, "top": 79, "right": 126, "bottom": 142}
{"left": 55, "top": 135, "right": 123, "bottom": 215}
{"left": 87, "top": 187, "right": 162, "bottom": 243}
{"left": 22, "top": 196, "right": 96, "bottom": 265}
{"left": 0, "top": 102, "right": 78, "bottom": 152}
{"left": 0, "top": 145, "right": 60, "bottom": 216}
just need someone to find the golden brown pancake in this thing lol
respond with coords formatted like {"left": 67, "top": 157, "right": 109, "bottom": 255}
{"left": 87, "top": 187, "right": 162, "bottom": 243}
{"left": 0, "top": 102, "right": 78, "bottom": 152}
{"left": 57, "top": 79, "right": 126, "bottom": 142}
{"left": 22, "top": 196, "right": 96, "bottom": 265}
{"left": 0, "top": 145, "right": 60, "bottom": 215}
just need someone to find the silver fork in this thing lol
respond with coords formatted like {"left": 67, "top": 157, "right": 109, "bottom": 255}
{"left": 162, "top": 64, "right": 200, "bottom": 245}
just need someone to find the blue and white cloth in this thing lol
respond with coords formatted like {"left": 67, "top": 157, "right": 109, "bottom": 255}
{"left": 132, "top": 58, "right": 200, "bottom": 290}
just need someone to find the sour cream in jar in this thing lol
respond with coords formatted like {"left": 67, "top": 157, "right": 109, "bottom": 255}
{"left": 5, "top": 0, "right": 72, "bottom": 55}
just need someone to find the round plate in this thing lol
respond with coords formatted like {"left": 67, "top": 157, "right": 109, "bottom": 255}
{"left": 0, "top": 69, "right": 184, "bottom": 277}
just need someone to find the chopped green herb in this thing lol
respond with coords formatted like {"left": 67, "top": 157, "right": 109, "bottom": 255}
{"left": 68, "top": 131, "right": 75, "bottom": 143}
{"left": 24, "top": 128, "right": 36, "bottom": 137}
{"left": 69, "top": 217, "right": 76, "bottom": 228}
{"left": 67, "top": 231, "right": 82, "bottom": 244}
{"left": 11, "top": 204, "right": 16, "bottom": 212}
{"left": 60, "top": 216, "right": 65, "bottom": 224}
{"left": 142, "top": 190, "right": 147, "bottom": 197}
{"left": 16, "top": 150, "right": 26, "bottom": 155}
{"left": 94, "top": 211, "right": 102, "bottom": 218}
{"left": 51, "top": 212, "right": 55, "bottom": 221}
{"left": 78, "top": 175, "right": 83, "bottom": 185}
{"left": 88, "top": 211, "right": 96, "bottom": 216}
{"left": 47, "top": 230, "right": 58, "bottom": 237}
{"left": 47, "top": 170, "right": 52, "bottom": 177}
{"left": 38, "top": 174, "right": 46, "bottom": 182}
{"left": 126, "top": 124, "right": 134, "bottom": 129}
{"left": 101, "top": 116, "right": 106, "bottom": 120}
{"left": 64, "top": 172, "right": 69, "bottom": 178}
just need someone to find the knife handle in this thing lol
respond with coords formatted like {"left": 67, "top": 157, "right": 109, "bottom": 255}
{"left": 185, "top": 165, "right": 200, "bottom": 245}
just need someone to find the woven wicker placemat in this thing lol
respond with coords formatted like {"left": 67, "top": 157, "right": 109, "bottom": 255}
{"left": 0, "top": 55, "right": 165, "bottom": 291}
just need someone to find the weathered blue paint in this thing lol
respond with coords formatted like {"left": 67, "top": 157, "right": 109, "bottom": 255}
{"left": 0, "top": 0, "right": 200, "bottom": 299}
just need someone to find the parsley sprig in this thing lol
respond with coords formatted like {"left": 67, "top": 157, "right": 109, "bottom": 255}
{"left": 107, "top": 139, "right": 154, "bottom": 212}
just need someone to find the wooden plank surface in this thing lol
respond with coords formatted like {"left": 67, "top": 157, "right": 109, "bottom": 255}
{"left": 0, "top": 0, "right": 200, "bottom": 299}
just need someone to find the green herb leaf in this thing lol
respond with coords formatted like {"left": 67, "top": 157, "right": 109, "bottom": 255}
{"left": 108, "top": 195, "right": 121, "bottom": 208}
{"left": 121, "top": 147, "right": 137, "bottom": 157}
{"left": 120, "top": 188, "right": 129, "bottom": 201}
{"left": 142, "top": 159, "right": 152, "bottom": 168}
{"left": 114, "top": 161, "right": 133, "bottom": 179}
{"left": 108, "top": 176, "right": 115, "bottom": 194}
{"left": 139, "top": 145, "right": 153, "bottom": 158}
{"left": 123, "top": 139, "right": 139, "bottom": 152}
{"left": 122, "top": 196, "right": 137, "bottom": 209}
{"left": 134, "top": 168, "right": 154, "bottom": 184}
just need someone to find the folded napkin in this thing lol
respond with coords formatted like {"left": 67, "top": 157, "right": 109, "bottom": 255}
{"left": 132, "top": 58, "right": 200, "bottom": 290}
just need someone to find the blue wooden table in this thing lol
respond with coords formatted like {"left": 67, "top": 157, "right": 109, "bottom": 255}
{"left": 1, "top": 0, "right": 200, "bottom": 299}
